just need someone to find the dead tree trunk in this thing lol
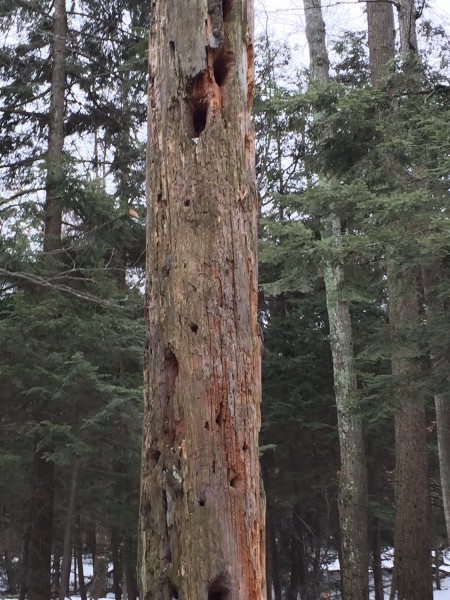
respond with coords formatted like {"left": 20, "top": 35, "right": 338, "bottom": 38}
{"left": 139, "top": 1, "right": 265, "bottom": 599}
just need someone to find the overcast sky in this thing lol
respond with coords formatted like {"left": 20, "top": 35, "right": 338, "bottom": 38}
{"left": 255, "top": 0, "right": 450, "bottom": 69}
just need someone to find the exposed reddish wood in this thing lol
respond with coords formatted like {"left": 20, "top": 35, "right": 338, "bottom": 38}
{"left": 139, "top": 0, "right": 265, "bottom": 598}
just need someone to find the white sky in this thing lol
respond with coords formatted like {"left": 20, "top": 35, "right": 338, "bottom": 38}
{"left": 255, "top": 0, "right": 450, "bottom": 69}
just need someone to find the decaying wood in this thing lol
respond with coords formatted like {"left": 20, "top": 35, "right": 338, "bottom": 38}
{"left": 139, "top": 1, "right": 265, "bottom": 598}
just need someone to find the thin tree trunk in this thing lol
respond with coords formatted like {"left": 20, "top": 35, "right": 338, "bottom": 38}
{"left": 75, "top": 524, "right": 87, "bottom": 600}
{"left": 302, "top": 2, "right": 369, "bottom": 597}
{"left": 90, "top": 525, "right": 109, "bottom": 600}
{"left": 27, "top": 445, "right": 56, "bottom": 600}
{"left": 370, "top": 517, "right": 384, "bottom": 600}
{"left": 111, "top": 532, "right": 122, "bottom": 600}
{"left": 4, "top": 549, "right": 18, "bottom": 595}
{"left": 28, "top": 2, "right": 66, "bottom": 597}
{"left": 123, "top": 538, "right": 137, "bottom": 600}
{"left": 43, "top": 0, "right": 66, "bottom": 257}
{"left": 139, "top": 0, "right": 265, "bottom": 598}
{"left": 59, "top": 461, "right": 79, "bottom": 600}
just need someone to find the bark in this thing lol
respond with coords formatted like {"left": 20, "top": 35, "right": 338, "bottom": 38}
{"left": 43, "top": 0, "right": 66, "bottom": 256}
{"left": 139, "top": 1, "right": 265, "bottom": 598}
{"left": 27, "top": 445, "right": 55, "bottom": 600}
{"left": 303, "top": 4, "right": 369, "bottom": 598}
{"left": 422, "top": 263, "right": 450, "bottom": 546}
{"left": 397, "top": 0, "right": 419, "bottom": 56}
{"left": 90, "top": 525, "right": 109, "bottom": 600}
{"left": 388, "top": 265, "right": 432, "bottom": 600}
{"left": 27, "top": 3, "right": 66, "bottom": 597}
{"left": 366, "top": 0, "right": 395, "bottom": 83}
{"left": 59, "top": 461, "right": 79, "bottom": 600}
{"left": 367, "top": 4, "right": 432, "bottom": 598}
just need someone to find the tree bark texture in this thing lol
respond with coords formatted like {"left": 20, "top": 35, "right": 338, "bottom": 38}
{"left": 388, "top": 264, "right": 433, "bottom": 600}
{"left": 366, "top": 0, "right": 395, "bottom": 84}
{"left": 322, "top": 218, "right": 369, "bottom": 600}
{"left": 139, "top": 1, "right": 265, "bottom": 599}
{"left": 90, "top": 525, "right": 109, "bottom": 600}
{"left": 397, "top": 0, "right": 419, "bottom": 57}
{"left": 43, "top": 0, "right": 66, "bottom": 255}
{"left": 303, "top": 2, "right": 369, "bottom": 598}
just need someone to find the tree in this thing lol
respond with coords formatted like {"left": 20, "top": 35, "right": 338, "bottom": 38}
{"left": 302, "top": 1, "right": 369, "bottom": 597}
{"left": 138, "top": 0, "right": 266, "bottom": 598}
{"left": 366, "top": 2, "right": 432, "bottom": 597}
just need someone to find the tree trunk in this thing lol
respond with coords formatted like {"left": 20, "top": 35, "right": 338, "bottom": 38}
{"left": 367, "top": 3, "right": 432, "bottom": 598}
{"left": 366, "top": 0, "right": 395, "bottom": 84}
{"left": 139, "top": 1, "right": 265, "bottom": 599}
{"left": 4, "top": 549, "right": 18, "bottom": 595}
{"left": 75, "top": 517, "right": 87, "bottom": 600}
{"left": 123, "top": 538, "right": 138, "bottom": 600}
{"left": 422, "top": 263, "right": 450, "bottom": 547}
{"left": 111, "top": 532, "right": 122, "bottom": 600}
{"left": 28, "top": 2, "right": 66, "bottom": 598}
{"left": 370, "top": 517, "right": 384, "bottom": 600}
{"left": 90, "top": 525, "right": 109, "bottom": 600}
{"left": 388, "top": 265, "right": 432, "bottom": 600}
{"left": 43, "top": 0, "right": 66, "bottom": 257}
{"left": 27, "top": 445, "right": 56, "bottom": 600}
{"left": 59, "top": 461, "right": 79, "bottom": 600}
{"left": 302, "top": 2, "right": 369, "bottom": 598}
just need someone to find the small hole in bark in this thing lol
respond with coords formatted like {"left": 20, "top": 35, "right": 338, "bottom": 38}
{"left": 190, "top": 322, "right": 199, "bottom": 333}
{"left": 204, "top": 421, "right": 210, "bottom": 430}
{"left": 164, "top": 349, "right": 179, "bottom": 398}
{"left": 213, "top": 49, "right": 234, "bottom": 87}
{"left": 222, "top": 0, "right": 233, "bottom": 19}
{"left": 192, "top": 104, "right": 207, "bottom": 136}
{"left": 148, "top": 444, "right": 161, "bottom": 466}
{"left": 198, "top": 493, "right": 206, "bottom": 506}
{"left": 242, "top": 442, "right": 248, "bottom": 451}
{"left": 208, "top": 575, "right": 231, "bottom": 600}
{"left": 229, "top": 474, "right": 239, "bottom": 488}
{"left": 168, "top": 584, "right": 179, "bottom": 599}
{"left": 169, "top": 40, "right": 175, "bottom": 56}
{"left": 184, "top": 199, "right": 191, "bottom": 207}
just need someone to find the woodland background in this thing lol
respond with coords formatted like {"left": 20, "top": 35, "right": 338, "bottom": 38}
{"left": 1, "top": 0, "right": 450, "bottom": 599}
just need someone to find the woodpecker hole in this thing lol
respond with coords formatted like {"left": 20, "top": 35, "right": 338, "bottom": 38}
{"left": 185, "top": 72, "right": 209, "bottom": 138}
{"left": 198, "top": 493, "right": 206, "bottom": 507}
{"left": 222, "top": 0, "right": 233, "bottom": 20}
{"left": 164, "top": 348, "right": 179, "bottom": 399}
{"left": 168, "top": 584, "right": 179, "bottom": 599}
{"left": 184, "top": 199, "right": 191, "bottom": 207}
{"left": 213, "top": 49, "right": 234, "bottom": 87}
{"left": 208, "top": 575, "right": 231, "bottom": 600}
{"left": 148, "top": 444, "right": 161, "bottom": 466}
{"left": 190, "top": 322, "right": 199, "bottom": 333}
